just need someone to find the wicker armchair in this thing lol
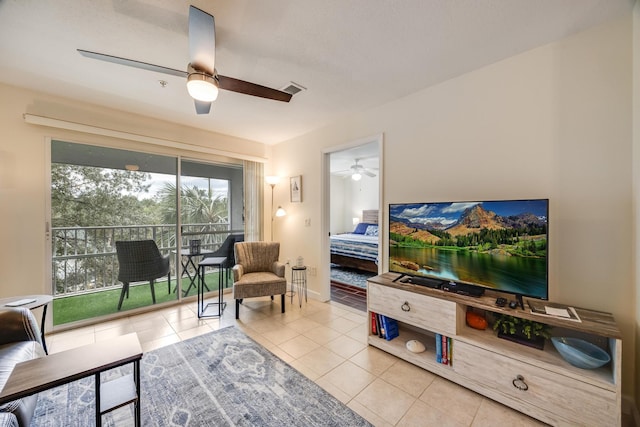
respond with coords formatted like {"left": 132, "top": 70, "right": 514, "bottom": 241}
{"left": 204, "top": 234, "right": 244, "bottom": 282}
{"left": 232, "top": 241, "right": 286, "bottom": 319}
{"left": 115, "top": 240, "right": 171, "bottom": 310}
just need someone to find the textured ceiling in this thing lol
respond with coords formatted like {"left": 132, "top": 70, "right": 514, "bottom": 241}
{"left": 0, "top": 0, "right": 633, "bottom": 144}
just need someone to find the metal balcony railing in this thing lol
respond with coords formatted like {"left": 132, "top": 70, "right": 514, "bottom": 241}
{"left": 52, "top": 223, "right": 242, "bottom": 297}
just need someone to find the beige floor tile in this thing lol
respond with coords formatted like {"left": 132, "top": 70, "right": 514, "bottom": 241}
{"left": 353, "top": 378, "right": 416, "bottom": 425}
{"left": 380, "top": 359, "right": 436, "bottom": 397}
{"left": 350, "top": 346, "right": 399, "bottom": 376}
{"left": 315, "top": 376, "right": 352, "bottom": 404}
{"left": 135, "top": 323, "right": 177, "bottom": 343}
{"left": 295, "top": 346, "right": 345, "bottom": 377}
{"left": 141, "top": 334, "right": 181, "bottom": 352}
{"left": 341, "top": 310, "right": 367, "bottom": 323}
{"left": 93, "top": 317, "right": 131, "bottom": 332}
{"left": 244, "top": 317, "right": 287, "bottom": 334}
{"left": 471, "top": 398, "right": 547, "bottom": 427}
{"left": 347, "top": 400, "right": 395, "bottom": 427}
{"left": 325, "top": 317, "right": 362, "bottom": 334}
{"left": 261, "top": 325, "right": 300, "bottom": 345}
{"left": 324, "top": 334, "right": 367, "bottom": 359}
{"left": 266, "top": 345, "right": 295, "bottom": 364}
{"left": 285, "top": 317, "right": 323, "bottom": 333}
{"left": 420, "top": 377, "right": 482, "bottom": 425}
{"left": 398, "top": 399, "right": 468, "bottom": 427}
{"left": 345, "top": 321, "right": 369, "bottom": 343}
{"left": 302, "top": 325, "right": 344, "bottom": 345}
{"left": 305, "top": 309, "right": 341, "bottom": 324}
{"left": 95, "top": 323, "right": 135, "bottom": 341}
{"left": 278, "top": 334, "right": 321, "bottom": 359}
{"left": 169, "top": 316, "right": 210, "bottom": 333}
{"left": 320, "top": 360, "right": 376, "bottom": 398}
{"left": 48, "top": 332, "right": 95, "bottom": 353}
{"left": 288, "top": 359, "right": 321, "bottom": 381}
{"left": 177, "top": 324, "right": 213, "bottom": 341}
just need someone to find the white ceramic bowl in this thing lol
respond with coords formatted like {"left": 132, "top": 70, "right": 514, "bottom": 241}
{"left": 551, "top": 337, "right": 610, "bottom": 369}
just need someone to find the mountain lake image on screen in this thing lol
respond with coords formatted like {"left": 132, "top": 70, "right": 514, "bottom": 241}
{"left": 388, "top": 199, "right": 549, "bottom": 300}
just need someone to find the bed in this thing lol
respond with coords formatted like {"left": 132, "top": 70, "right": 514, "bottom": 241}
{"left": 330, "top": 209, "right": 379, "bottom": 273}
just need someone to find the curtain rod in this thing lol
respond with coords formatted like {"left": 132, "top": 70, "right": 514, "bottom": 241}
{"left": 23, "top": 113, "right": 267, "bottom": 163}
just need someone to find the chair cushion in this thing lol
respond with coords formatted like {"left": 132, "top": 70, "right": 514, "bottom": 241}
{"left": 233, "top": 272, "right": 286, "bottom": 299}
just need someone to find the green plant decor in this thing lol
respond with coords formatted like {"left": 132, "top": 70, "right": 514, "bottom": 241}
{"left": 493, "top": 314, "right": 551, "bottom": 340}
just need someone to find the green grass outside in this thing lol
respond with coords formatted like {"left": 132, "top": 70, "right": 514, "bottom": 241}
{"left": 53, "top": 271, "right": 230, "bottom": 325}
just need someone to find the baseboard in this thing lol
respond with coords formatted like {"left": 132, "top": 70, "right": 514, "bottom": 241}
{"left": 622, "top": 394, "right": 639, "bottom": 427}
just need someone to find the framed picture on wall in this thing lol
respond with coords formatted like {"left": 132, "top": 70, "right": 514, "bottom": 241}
{"left": 290, "top": 175, "right": 302, "bottom": 203}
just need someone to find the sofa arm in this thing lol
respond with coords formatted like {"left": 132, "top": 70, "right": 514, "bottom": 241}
{"left": 232, "top": 264, "right": 244, "bottom": 282}
{"left": 0, "top": 308, "right": 43, "bottom": 347}
{"left": 272, "top": 262, "right": 285, "bottom": 278}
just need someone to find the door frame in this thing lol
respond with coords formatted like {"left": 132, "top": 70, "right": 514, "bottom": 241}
{"left": 321, "top": 133, "right": 384, "bottom": 302}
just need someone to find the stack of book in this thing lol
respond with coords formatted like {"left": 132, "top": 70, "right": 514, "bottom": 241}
{"left": 370, "top": 312, "right": 399, "bottom": 341}
{"left": 435, "top": 334, "right": 452, "bottom": 366}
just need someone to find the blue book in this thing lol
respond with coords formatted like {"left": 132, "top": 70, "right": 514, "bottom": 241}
{"left": 383, "top": 316, "right": 399, "bottom": 341}
{"left": 435, "top": 333, "right": 442, "bottom": 363}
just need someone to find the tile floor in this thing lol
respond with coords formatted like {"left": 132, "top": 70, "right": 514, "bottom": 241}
{"left": 46, "top": 295, "right": 548, "bottom": 426}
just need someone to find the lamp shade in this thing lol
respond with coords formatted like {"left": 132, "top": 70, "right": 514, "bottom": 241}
{"left": 265, "top": 176, "right": 280, "bottom": 186}
{"left": 187, "top": 73, "right": 219, "bottom": 102}
{"left": 275, "top": 206, "right": 287, "bottom": 217}
{"left": 351, "top": 172, "right": 362, "bottom": 181}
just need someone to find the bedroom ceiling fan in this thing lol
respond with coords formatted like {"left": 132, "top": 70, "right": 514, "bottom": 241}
{"left": 77, "top": 5, "right": 292, "bottom": 115}
{"left": 335, "top": 159, "right": 377, "bottom": 181}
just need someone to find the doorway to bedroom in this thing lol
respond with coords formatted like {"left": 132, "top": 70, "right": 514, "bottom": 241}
{"left": 328, "top": 139, "right": 381, "bottom": 311}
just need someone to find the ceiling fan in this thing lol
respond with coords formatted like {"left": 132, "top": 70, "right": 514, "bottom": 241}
{"left": 77, "top": 5, "right": 292, "bottom": 115}
{"left": 335, "top": 159, "right": 377, "bottom": 181}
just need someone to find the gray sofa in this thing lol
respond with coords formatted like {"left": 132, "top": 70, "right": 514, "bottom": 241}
{"left": 0, "top": 308, "right": 46, "bottom": 427}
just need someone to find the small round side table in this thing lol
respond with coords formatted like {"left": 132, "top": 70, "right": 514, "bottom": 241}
{"left": 291, "top": 266, "right": 307, "bottom": 308}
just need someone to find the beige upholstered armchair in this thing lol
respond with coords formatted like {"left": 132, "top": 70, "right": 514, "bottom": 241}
{"left": 232, "top": 242, "right": 286, "bottom": 319}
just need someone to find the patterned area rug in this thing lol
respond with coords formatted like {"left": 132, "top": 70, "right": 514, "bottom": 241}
{"left": 32, "top": 327, "right": 372, "bottom": 427}
{"left": 330, "top": 265, "right": 375, "bottom": 289}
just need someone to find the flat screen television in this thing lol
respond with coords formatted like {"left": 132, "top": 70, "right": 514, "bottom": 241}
{"left": 389, "top": 199, "right": 548, "bottom": 301}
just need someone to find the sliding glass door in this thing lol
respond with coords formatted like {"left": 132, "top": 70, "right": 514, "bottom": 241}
{"left": 49, "top": 141, "right": 245, "bottom": 325}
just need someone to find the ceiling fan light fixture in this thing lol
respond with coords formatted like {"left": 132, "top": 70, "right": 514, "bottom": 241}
{"left": 352, "top": 172, "right": 362, "bottom": 181}
{"left": 187, "top": 72, "right": 219, "bottom": 102}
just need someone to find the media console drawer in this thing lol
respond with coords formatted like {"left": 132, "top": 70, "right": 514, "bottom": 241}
{"left": 368, "top": 282, "right": 457, "bottom": 336}
{"left": 454, "top": 341, "right": 617, "bottom": 426}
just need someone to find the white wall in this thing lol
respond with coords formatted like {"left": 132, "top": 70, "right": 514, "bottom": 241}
{"left": 0, "top": 83, "right": 267, "bottom": 300}
{"left": 330, "top": 173, "right": 379, "bottom": 234}
{"left": 272, "top": 16, "right": 635, "bottom": 396}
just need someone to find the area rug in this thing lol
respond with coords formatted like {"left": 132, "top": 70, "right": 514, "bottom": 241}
{"left": 31, "top": 327, "right": 372, "bottom": 426}
{"left": 330, "top": 264, "right": 375, "bottom": 289}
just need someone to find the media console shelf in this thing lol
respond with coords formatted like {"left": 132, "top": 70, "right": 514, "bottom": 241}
{"left": 367, "top": 272, "right": 622, "bottom": 426}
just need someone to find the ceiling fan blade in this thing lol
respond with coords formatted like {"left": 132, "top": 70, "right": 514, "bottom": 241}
{"left": 218, "top": 75, "right": 292, "bottom": 102}
{"left": 363, "top": 170, "right": 376, "bottom": 177}
{"left": 78, "top": 49, "right": 187, "bottom": 78}
{"left": 77, "top": 49, "right": 188, "bottom": 77}
{"left": 194, "top": 100, "right": 212, "bottom": 114}
{"left": 189, "top": 5, "right": 215, "bottom": 75}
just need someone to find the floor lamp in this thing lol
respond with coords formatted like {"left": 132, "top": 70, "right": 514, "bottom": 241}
{"left": 266, "top": 176, "right": 286, "bottom": 241}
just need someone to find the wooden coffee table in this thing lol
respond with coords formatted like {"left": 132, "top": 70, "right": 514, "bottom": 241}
{"left": 0, "top": 333, "right": 143, "bottom": 426}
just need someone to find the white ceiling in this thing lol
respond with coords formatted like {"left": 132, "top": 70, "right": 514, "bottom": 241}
{"left": 0, "top": 1, "right": 633, "bottom": 145}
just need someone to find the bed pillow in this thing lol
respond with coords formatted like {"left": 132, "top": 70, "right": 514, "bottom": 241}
{"left": 353, "top": 222, "right": 375, "bottom": 234}
{"left": 364, "top": 225, "right": 378, "bottom": 236}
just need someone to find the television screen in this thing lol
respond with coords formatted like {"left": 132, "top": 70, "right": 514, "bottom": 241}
{"left": 389, "top": 199, "right": 548, "bottom": 300}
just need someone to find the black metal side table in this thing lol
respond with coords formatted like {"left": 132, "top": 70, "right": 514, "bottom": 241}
{"left": 197, "top": 257, "right": 227, "bottom": 318}
{"left": 291, "top": 266, "right": 307, "bottom": 308}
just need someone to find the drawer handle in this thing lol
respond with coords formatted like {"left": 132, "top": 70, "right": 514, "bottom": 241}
{"left": 401, "top": 301, "right": 410, "bottom": 312}
{"left": 512, "top": 375, "right": 528, "bottom": 391}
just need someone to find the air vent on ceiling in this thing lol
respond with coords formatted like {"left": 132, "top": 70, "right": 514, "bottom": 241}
{"left": 280, "top": 81, "right": 306, "bottom": 96}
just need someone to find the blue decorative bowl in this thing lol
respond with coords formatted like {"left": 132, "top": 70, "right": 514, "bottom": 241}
{"left": 551, "top": 337, "right": 610, "bottom": 369}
